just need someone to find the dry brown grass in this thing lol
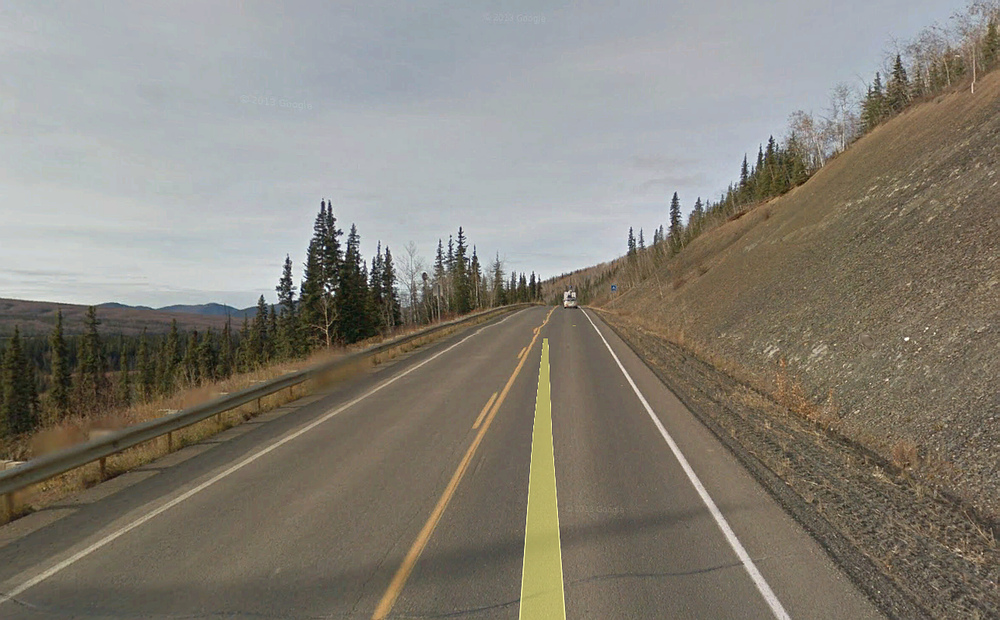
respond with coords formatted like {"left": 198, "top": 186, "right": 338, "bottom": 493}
{"left": 773, "top": 359, "right": 842, "bottom": 432}
{"left": 891, "top": 439, "right": 920, "bottom": 473}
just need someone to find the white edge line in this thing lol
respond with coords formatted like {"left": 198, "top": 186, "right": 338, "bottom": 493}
{"left": 581, "top": 310, "right": 791, "bottom": 620}
{"left": 0, "top": 309, "right": 527, "bottom": 605}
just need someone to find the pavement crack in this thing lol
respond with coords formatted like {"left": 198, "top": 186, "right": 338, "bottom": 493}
{"left": 350, "top": 501, "right": 429, "bottom": 617}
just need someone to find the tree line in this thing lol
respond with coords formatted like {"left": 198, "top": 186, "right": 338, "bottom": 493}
{"left": 0, "top": 200, "right": 540, "bottom": 443}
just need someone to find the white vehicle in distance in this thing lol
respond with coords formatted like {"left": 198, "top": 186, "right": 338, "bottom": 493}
{"left": 563, "top": 289, "right": 578, "bottom": 308}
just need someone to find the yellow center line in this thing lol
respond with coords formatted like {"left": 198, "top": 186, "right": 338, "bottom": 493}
{"left": 473, "top": 392, "right": 498, "bottom": 429}
{"left": 518, "top": 339, "right": 566, "bottom": 619}
{"left": 372, "top": 306, "right": 557, "bottom": 620}
{"left": 517, "top": 346, "right": 527, "bottom": 360}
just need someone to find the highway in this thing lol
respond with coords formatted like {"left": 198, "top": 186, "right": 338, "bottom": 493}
{"left": 0, "top": 306, "right": 882, "bottom": 619}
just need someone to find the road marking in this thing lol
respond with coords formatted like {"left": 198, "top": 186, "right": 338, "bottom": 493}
{"left": 581, "top": 310, "right": 791, "bottom": 620}
{"left": 517, "top": 346, "right": 527, "bottom": 360}
{"left": 473, "top": 392, "right": 498, "bottom": 429}
{"left": 373, "top": 306, "right": 557, "bottom": 620}
{"left": 518, "top": 338, "right": 566, "bottom": 620}
{"left": 0, "top": 309, "right": 527, "bottom": 608}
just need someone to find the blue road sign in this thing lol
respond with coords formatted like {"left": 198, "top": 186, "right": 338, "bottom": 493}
{"left": 611, "top": 284, "right": 617, "bottom": 291}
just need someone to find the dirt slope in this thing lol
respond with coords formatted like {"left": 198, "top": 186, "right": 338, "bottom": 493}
{"left": 570, "top": 71, "right": 1000, "bottom": 521}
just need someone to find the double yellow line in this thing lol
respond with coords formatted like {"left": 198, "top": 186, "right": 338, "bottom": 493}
{"left": 372, "top": 306, "right": 557, "bottom": 620}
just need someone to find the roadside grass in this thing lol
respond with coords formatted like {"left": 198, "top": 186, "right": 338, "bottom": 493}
{"left": 1, "top": 312, "right": 506, "bottom": 526}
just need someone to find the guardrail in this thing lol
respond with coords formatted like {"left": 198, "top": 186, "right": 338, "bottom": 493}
{"left": 0, "top": 304, "right": 532, "bottom": 508}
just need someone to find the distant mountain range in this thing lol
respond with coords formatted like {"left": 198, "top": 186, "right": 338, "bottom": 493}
{"left": 0, "top": 298, "right": 258, "bottom": 337}
{"left": 97, "top": 302, "right": 257, "bottom": 319}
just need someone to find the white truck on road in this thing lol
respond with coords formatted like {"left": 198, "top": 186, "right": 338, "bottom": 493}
{"left": 562, "top": 288, "right": 578, "bottom": 308}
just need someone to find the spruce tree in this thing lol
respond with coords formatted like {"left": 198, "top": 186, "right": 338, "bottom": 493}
{"left": 300, "top": 200, "right": 341, "bottom": 349}
{"left": 862, "top": 72, "right": 886, "bottom": 134}
{"left": 692, "top": 197, "right": 704, "bottom": 233}
{"left": 469, "top": 248, "right": 482, "bottom": 310}
{"left": 116, "top": 338, "right": 131, "bottom": 409}
{"left": 767, "top": 136, "right": 781, "bottom": 196}
{"left": 753, "top": 147, "right": 765, "bottom": 201}
{"left": 162, "top": 319, "right": 181, "bottom": 394}
{"left": 276, "top": 255, "right": 299, "bottom": 359}
{"left": 198, "top": 329, "right": 217, "bottom": 383}
{"left": 250, "top": 296, "right": 269, "bottom": 367}
{"left": 446, "top": 235, "right": 455, "bottom": 275}
{"left": 433, "top": 240, "right": 447, "bottom": 316}
{"left": 322, "top": 201, "right": 343, "bottom": 297}
{"left": 445, "top": 235, "right": 455, "bottom": 311}
{"left": 739, "top": 154, "right": 750, "bottom": 201}
{"left": 669, "top": 192, "right": 682, "bottom": 250}
{"left": 76, "top": 306, "right": 109, "bottom": 413}
{"left": 453, "top": 227, "right": 471, "bottom": 314}
{"left": 887, "top": 54, "right": 910, "bottom": 114}
{"left": 434, "top": 240, "right": 446, "bottom": 281}
{"left": 985, "top": 21, "right": 1000, "bottom": 70}
{"left": 791, "top": 154, "right": 809, "bottom": 186}
{"left": 1, "top": 327, "right": 40, "bottom": 436}
{"left": 48, "top": 309, "right": 72, "bottom": 418}
{"left": 382, "top": 246, "right": 401, "bottom": 327}
{"left": 638, "top": 228, "right": 645, "bottom": 250}
{"left": 492, "top": 254, "right": 506, "bottom": 307}
{"left": 137, "top": 329, "right": 154, "bottom": 402}
{"left": 337, "top": 224, "right": 371, "bottom": 343}
{"left": 183, "top": 330, "right": 200, "bottom": 385}
{"left": 218, "top": 319, "right": 234, "bottom": 379}
{"left": 236, "top": 316, "right": 251, "bottom": 373}
{"left": 369, "top": 242, "right": 385, "bottom": 333}
{"left": 627, "top": 227, "right": 636, "bottom": 259}
{"left": 154, "top": 341, "right": 167, "bottom": 396}
{"left": 266, "top": 306, "right": 277, "bottom": 362}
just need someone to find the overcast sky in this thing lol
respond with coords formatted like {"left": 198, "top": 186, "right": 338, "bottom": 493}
{"left": 0, "top": 0, "right": 967, "bottom": 308}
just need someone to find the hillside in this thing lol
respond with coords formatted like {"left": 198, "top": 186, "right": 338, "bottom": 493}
{"left": 0, "top": 298, "right": 233, "bottom": 337}
{"left": 97, "top": 302, "right": 256, "bottom": 318}
{"left": 154, "top": 303, "right": 255, "bottom": 318}
{"left": 554, "top": 71, "right": 1000, "bottom": 521}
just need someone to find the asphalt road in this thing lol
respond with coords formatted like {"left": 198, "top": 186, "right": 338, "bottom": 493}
{"left": 0, "top": 306, "right": 883, "bottom": 619}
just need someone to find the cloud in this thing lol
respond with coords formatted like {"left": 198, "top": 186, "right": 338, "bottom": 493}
{"left": 628, "top": 155, "right": 700, "bottom": 172}
{"left": 635, "top": 174, "right": 710, "bottom": 194}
